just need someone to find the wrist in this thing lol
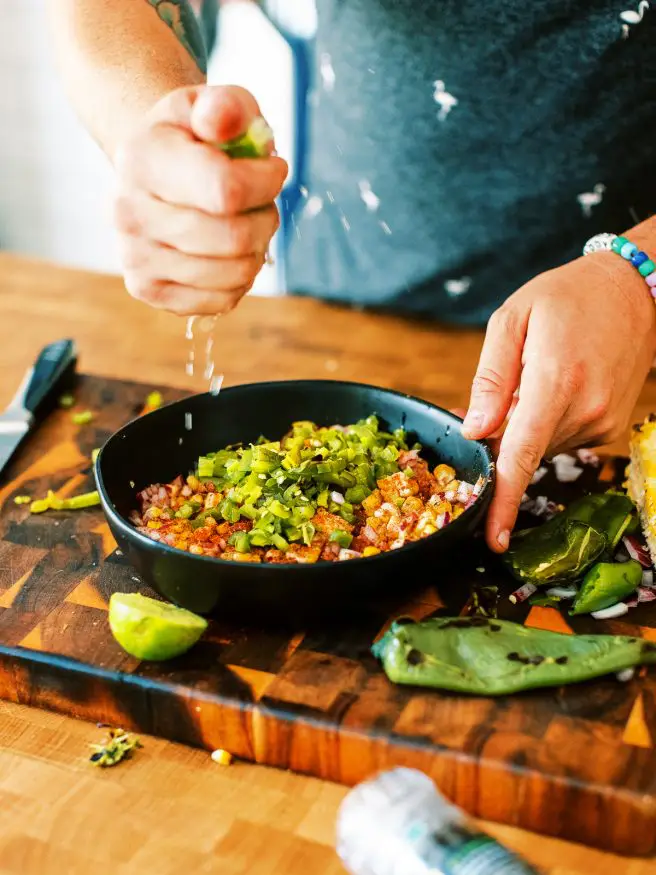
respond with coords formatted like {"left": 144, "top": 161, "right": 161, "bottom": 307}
{"left": 585, "top": 248, "right": 656, "bottom": 343}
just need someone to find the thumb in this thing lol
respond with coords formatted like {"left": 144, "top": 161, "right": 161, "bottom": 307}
{"left": 462, "top": 306, "right": 528, "bottom": 440}
{"left": 190, "top": 85, "right": 265, "bottom": 146}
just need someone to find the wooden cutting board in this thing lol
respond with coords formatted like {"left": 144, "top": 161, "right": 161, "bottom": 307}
{"left": 0, "top": 374, "right": 655, "bottom": 857}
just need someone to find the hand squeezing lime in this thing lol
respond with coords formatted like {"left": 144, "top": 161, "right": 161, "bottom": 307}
{"left": 109, "top": 593, "right": 208, "bottom": 661}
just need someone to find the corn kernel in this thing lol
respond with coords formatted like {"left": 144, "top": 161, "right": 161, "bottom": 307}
{"left": 211, "top": 749, "right": 233, "bottom": 766}
{"left": 362, "top": 546, "right": 380, "bottom": 557}
{"left": 433, "top": 464, "right": 456, "bottom": 486}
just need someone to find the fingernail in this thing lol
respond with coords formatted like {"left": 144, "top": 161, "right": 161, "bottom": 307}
{"left": 497, "top": 529, "right": 510, "bottom": 551}
{"left": 462, "top": 410, "right": 485, "bottom": 437}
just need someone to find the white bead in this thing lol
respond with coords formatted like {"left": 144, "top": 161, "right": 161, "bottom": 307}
{"left": 582, "top": 233, "right": 618, "bottom": 256}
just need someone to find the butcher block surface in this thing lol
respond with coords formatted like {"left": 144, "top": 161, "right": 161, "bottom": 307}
{"left": 0, "top": 372, "right": 654, "bottom": 856}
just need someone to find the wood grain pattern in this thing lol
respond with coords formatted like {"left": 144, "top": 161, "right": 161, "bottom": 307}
{"left": 3, "top": 254, "right": 656, "bottom": 872}
{"left": 0, "top": 371, "right": 654, "bottom": 856}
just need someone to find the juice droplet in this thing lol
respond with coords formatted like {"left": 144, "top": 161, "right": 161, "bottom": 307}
{"left": 209, "top": 375, "right": 224, "bottom": 396}
{"left": 185, "top": 316, "right": 197, "bottom": 341}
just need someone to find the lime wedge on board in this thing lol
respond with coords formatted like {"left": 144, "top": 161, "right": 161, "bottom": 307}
{"left": 109, "top": 593, "right": 208, "bottom": 661}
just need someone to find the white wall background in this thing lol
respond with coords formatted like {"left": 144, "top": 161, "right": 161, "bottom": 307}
{"left": 0, "top": 0, "right": 299, "bottom": 293}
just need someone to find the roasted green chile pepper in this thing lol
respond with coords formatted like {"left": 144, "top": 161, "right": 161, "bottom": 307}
{"left": 563, "top": 492, "right": 635, "bottom": 551}
{"left": 570, "top": 560, "right": 642, "bottom": 616}
{"left": 503, "top": 519, "right": 606, "bottom": 586}
{"left": 372, "top": 617, "right": 656, "bottom": 695}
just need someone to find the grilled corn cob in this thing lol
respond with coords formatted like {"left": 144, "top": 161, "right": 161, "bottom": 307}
{"left": 627, "top": 414, "right": 656, "bottom": 564}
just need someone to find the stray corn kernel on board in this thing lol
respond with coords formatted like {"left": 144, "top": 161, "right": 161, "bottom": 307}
{"left": 0, "top": 375, "right": 655, "bottom": 856}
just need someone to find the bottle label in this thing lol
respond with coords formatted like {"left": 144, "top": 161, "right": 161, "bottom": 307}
{"left": 441, "top": 834, "right": 539, "bottom": 875}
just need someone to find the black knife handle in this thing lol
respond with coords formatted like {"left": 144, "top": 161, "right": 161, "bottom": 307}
{"left": 23, "top": 339, "right": 77, "bottom": 414}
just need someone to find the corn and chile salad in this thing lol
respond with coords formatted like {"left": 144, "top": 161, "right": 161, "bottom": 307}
{"left": 130, "top": 416, "right": 485, "bottom": 564}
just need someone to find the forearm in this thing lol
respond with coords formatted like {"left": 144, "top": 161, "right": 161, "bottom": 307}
{"left": 48, "top": 0, "right": 208, "bottom": 159}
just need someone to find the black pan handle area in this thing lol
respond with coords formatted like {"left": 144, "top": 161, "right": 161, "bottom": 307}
{"left": 22, "top": 339, "right": 77, "bottom": 414}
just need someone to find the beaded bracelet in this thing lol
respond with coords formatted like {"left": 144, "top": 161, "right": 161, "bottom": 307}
{"left": 583, "top": 233, "right": 656, "bottom": 296}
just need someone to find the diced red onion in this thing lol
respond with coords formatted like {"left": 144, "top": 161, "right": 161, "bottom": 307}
{"left": 591, "top": 602, "right": 629, "bottom": 620}
{"left": 362, "top": 525, "right": 377, "bottom": 543}
{"left": 624, "top": 587, "right": 655, "bottom": 608}
{"left": 457, "top": 482, "right": 472, "bottom": 502}
{"left": 622, "top": 535, "right": 652, "bottom": 568}
{"left": 642, "top": 569, "right": 654, "bottom": 588}
{"left": 398, "top": 449, "right": 420, "bottom": 465}
{"left": 616, "top": 668, "right": 635, "bottom": 683}
{"left": 464, "top": 495, "right": 477, "bottom": 510}
{"left": 552, "top": 454, "right": 583, "bottom": 483}
{"left": 530, "top": 466, "right": 548, "bottom": 485}
{"left": 338, "top": 548, "right": 361, "bottom": 561}
{"left": 577, "top": 448, "right": 600, "bottom": 467}
{"left": 445, "top": 490, "right": 456, "bottom": 502}
{"left": 638, "top": 586, "right": 656, "bottom": 603}
{"left": 435, "top": 512, "right": 446, "bottom": 530}
{"left": 545, "top": 585, "right": 577, "bottom": 600}
{"left": 520, "top": 493, "right": 533, "bottom": 511}
{"left": 472, "top": 476, "right": 486, "bottom": 496}
{"left": 331, "top": 491, "right": 345, "bottom": 505}
{"left": 509, "top": 582, "right": 537, "bottom": 604}
{"left": 527, "top": 495, "right": 562, "bottom": 520}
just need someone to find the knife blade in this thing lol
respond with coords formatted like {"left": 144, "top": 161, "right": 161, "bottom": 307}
{"left": 0, "top": 339, "right": 77, "bottom": 479}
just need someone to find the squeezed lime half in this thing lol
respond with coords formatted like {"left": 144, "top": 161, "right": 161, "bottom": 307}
{"left": 109, "top": 593, "right": 208, "bottom": 661}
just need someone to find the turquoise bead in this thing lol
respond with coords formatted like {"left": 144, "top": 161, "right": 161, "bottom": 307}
{"left": 620, "top": 241, "right": 638, "bottom": 260}
{"left": 639, "top": 259, "right": 656, "bottom": 277}
{"left": 612, "top": 236, "right": 628, "bottom": 253}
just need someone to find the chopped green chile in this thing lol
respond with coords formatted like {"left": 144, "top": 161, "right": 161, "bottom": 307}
{"left": 329, "top": 529, "right": 353, "bottom": 548}
{"left": 186, "top": 415, "right": 414, "bottom": 550}
{"left": 229, "top": 531, "right": 251, "bottom": 554}
{"left": 503, "top": 519, "right": 606, "bottom": 586}
{"left": 570, "top": 560, "right": 642, "bottom": 616}
{"left": 528, "top": 595, "right": 563, "bottom": 608}
{"left": 563, "top": 492, "right": 635, "bottom": 550}
{"left": 30, "top": 489, "right": 100, "bottom": 513}
{"left": 372, "top": 617, "right": 656, "bottom": 695}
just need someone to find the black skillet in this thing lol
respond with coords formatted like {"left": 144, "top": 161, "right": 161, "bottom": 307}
{"left": 96, "top": 380, "right": 495, "bottom": 619}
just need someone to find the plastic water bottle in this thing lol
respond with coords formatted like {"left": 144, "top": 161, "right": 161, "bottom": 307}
{"left": 336, "top": 768, "right": 541, "bottom": 875}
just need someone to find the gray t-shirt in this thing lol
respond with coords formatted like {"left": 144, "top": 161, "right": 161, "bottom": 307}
{"left": 286, "top": 1, "right": 655, "bottom": 325}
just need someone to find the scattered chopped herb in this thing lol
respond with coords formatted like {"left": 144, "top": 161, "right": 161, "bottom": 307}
{"left": 465, "top": 583, "right": 499, "bottom": 617}
{"left": 13, "top": 495, "right": 32, "bottom": 505}
{"left": 30, "top": 489, "right": 100, "bottom": 514}
{"left": 58, "top": 393, "right": 75, "bottom": 409}
{"left": 529, "top": 595, "right": 562, "bottom": 608}
{"left": 72, "top": 410, "right": 94, "bottom": 426}
{"left": 89, "top": 727, "right": 142, "bottom": 767}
